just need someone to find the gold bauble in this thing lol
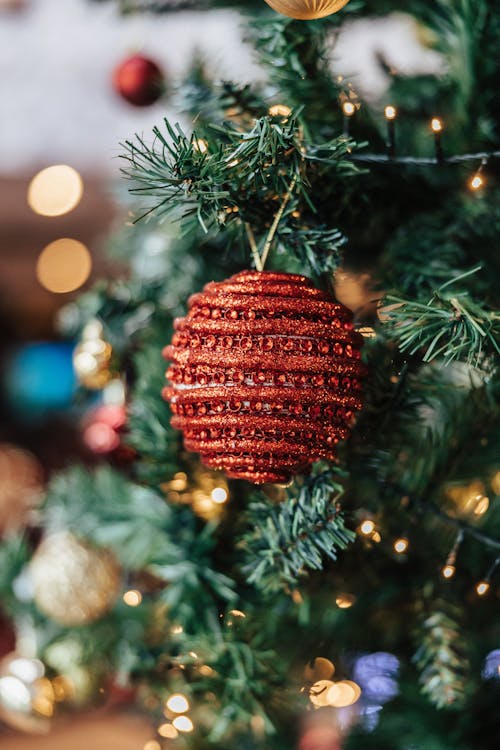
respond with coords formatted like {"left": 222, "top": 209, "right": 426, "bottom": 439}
{"left": 0, "top": 653, "right": 53, "bottom": 733}
{"left": 30, "top": 532, "right": 121, "bottom": 626}
{"left": 73, "top": 320, "right": 113, "bottom": 390}
{"left": 263, "top": 0, "right": 350, "bottom": 20}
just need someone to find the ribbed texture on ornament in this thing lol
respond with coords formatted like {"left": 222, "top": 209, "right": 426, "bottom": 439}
{"left": 264, "top": 0, "right": 350, "bottom": 21}
{"left": 163, "top": 271, "right": 365, "bottom": 484}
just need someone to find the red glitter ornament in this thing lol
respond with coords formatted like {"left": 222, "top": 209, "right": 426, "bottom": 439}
{"left": 112, "top": 54, "right": 165, "bottom": 107}
{"left": 162, "top": 271, "right": 365, "bottom": 484}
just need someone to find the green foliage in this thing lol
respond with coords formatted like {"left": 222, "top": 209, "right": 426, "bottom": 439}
{"left": 414, "top": 603, "right": 469, "bottom": 710}
{"left": 383, "top": 270, "right": 500, "bottom": 367}
{"left": 241, "top": 468, "right": 355, "bottom": 593}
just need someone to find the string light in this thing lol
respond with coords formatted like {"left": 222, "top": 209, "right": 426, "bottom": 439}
{"left": 268, "top": 104, "right": 292, "bottom": 117}
{"left": 468, "top": 157, "right": 488, "bottom": 192}
{"left": 123, "top": 589, "right": 142, "bottom": 607}
{"left": 325, "top": 680, "right": 361, "bottom": 708}
{"left": 166, "top": 693, "right": 189, "bottom": 713}
{"left": 475, "top": 557, "right": 500, "bottom": 597}
{"left": 441, "top": 564, "right": 456, "bottom": 579}
{"left": 342, "top": 101, "right": 356, "bottom": 137}
{"left": 371, "top": 531, "right": 382, "bottom": 543}
{"left": 476, "top": 580, "right": 490, "bottom": 596}
{"left": 359, "top": 519, "right": 375, "bottom": 536}
{"left": 335, "top": 593, "right": 356, "bottom": 609}
{"left": 172, "top": 715, "right": 194, "bottom": 733}
{"left": 384, "top": 105, "right": 397, "bottom": 157}
{"left": 430, "top": 118, "right": 444, "bottom": 162}
{"left": 441, "top": 530, "right": 463, "bottom": 581}
{"left": 393, "top": 537, "right": 409, "bottom": 554}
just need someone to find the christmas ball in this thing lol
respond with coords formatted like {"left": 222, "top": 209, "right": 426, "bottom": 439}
{"left": 163, "top": 271, "right": 364, "bottom": 484}
{"left": 0, "top": 444, "right": 43, "bottom": 534}
{"left": 30, "top": 532, "right": 121, "bottom": 626}
{"left": 112, "top": 54, "right": 165, "bottom": 107}
{"left": 73, "top": 320, "right": 113, "bottom": 390}
{"left": 263, "top": 0, "right": 351, "bottom": 21}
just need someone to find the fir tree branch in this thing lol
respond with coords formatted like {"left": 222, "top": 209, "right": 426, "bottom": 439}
{"left": 240, "top": 467, "right": 355, "bottom": 593}
{"left": 414, "top": 603, "right": 469, "bottom": 710}
{"left": 382, "top": 269, "right": 500, "bottom": 367}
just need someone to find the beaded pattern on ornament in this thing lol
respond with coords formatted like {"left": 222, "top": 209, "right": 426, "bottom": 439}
{"left": 163, "top": 271, "right": 365, "bottom": 484}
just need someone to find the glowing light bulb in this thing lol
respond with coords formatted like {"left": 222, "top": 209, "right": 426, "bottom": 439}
{"left": 442, "top": 565, "right": 456, "bottom": 579}
{"left": 166, "top": 693, "right": 189, "bottom": 714}
{"left": 431, "top": 117, "right": 443, "bottom": 133}
{"left": 393, "top": 537, "right": 409, "bottom": 554}
{"left": 335, "top": 593, "right": 356, "bottom": 609}
{"left": 36, "top": 238, "right": 92, "bottom": 294}
{"left": 476, "top": 581, "right": 490, "bottom": 596}
{"left": 172, "top": 715, "right": 194, "bottom": 733}
{"left": 268, "top": 104, "right": 292, "bottom": 117}
{"left": 123, "top": 589, "right": 142, "bottom": 607}
{"left": 211, "top": 487, "right": 228, "bottom": 504}
{"left": 384, "top": 105, "right": 397, "bottom": 120}
{"left": 342, "top": 101, "right": 356, "bottom": 116}
{"left": 27, "top": 165, "right": 83, "bottom": 217}
{"left": 468, "top": 174, "right": 484, "bottom": 191}
{"left": 371, "top": 531, "right": 382, "bottom": 543}
{"left": 143, "top": 742, "right": 161, "bottom": 750}
{"left": 360, "top": 519, "right": 375, "bottom": 536}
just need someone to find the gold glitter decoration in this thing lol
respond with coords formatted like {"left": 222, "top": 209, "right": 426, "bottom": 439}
{"left": 73, "top": 320, "right": 113, "bottom": 390}
{"left": 30, "top": 532, "right": 121, "bottom": 626}
{"left": 163, "top": 271, "right": 365, "bottom": 484}
{"left": 263, "top": 0, "right": 350, "bottom": 20}
{"left": 0, "top": 653, "right": 54, "bottom": 734}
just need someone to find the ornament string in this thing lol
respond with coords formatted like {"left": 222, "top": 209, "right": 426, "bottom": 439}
{"left": 258, "top": 175, "right": 297, "bottom": 271}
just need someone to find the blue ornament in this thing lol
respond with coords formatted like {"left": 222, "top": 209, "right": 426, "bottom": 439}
{"left": 4, "top": 342, "right": 76, "bottom": 418}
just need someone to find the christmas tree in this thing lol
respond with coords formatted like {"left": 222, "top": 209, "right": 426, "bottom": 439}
{"left": 1, "top": 1, "right": 499, "bottom": 749}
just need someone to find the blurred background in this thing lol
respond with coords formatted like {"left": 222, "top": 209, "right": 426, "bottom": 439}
{"left": 0, "top": 1, "right": 439, "bottom": 746}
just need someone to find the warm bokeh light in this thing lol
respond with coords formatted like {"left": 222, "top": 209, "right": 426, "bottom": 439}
{"left": 384, "top": 105, "right": 397, "bottom": 120}
{"left": 309, "top": 679, "right": 335, "bottom": 707}
{"left": 371, "top": 531, "right": 382, "bottom": 543}
{"left": 342, "top": 101, "right": 356, "bottom": 116}
{"left": 166, "top": 693, "right": 189, "bottom": 714}
{"left": 83, "top": 422, "right": 120, "bottom": 454}
{"left": 491, "top": 471, "right": 500, "bottom": 495}
{"left": 172, "top": 715, "right": 194, "bottom": 732}
{"left": 27, "top": 165, "right": 83, "bottom": 217}
{"left": 442, "top": 564, "right": 456, "bottom": 579}
{"left": 143, "top": 741, "right": 161, "bottom": 750}
{"left": 325, "top": 680, "right": 361, "bottom": 708}
{"left": 335, "top": 593, "right": 356, "bottom": 609}
{"left": 194, "top": 139, "right": 208, "bottom": 154}
{"left": 473, "top": 495, "right": 489, "bottom": 515}
{"left": 476, "top": 581, "right": 490, "bottom": 596}
{"left": 431, "top": 117, "right": 443, "bottom": 133}
{"left": 393, "top": 537, "right": 409, "bottom": 554}
{"left": 158, "top": 723, "right": 178, "bottom": 739}
{"left": 360, "top": 519, "right": 375, "bottom": 535}
{"left": 468, "top": 174, "right": 484, "bottom": 191}
{"left": 211, "top": 487, "right": 228, "bottom": 504}
{"left": 36, "top": 238, "right": 92, "bottom": 293}
{"left": 268, "top": 104, "right": 292, "bottom": 117}
{"left": 123, "top": 589, "right": 142, "bottom": 607}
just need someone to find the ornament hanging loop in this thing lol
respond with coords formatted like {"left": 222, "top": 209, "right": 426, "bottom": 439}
{"left": 248, "top": 174, "right": 298, "bottom": 272}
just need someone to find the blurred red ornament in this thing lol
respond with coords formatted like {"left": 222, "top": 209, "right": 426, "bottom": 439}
{"left": 82, "top": 404, "right": 127, "bottom": 455}
{"left": 112, "top": 54, "right": 165, "bottom": 107}
{"left": 163, "top": 271, "right": 365, "bottom": 484}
